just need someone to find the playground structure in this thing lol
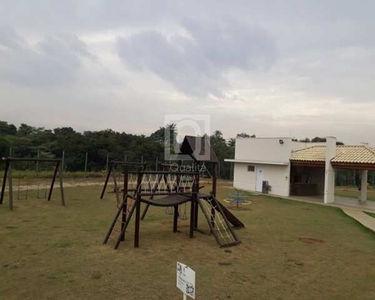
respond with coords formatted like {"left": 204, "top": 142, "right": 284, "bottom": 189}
{"left": 0, "top": 157, "right": 65, "bottom": 211}
{"left": 100, "top": 160, "right": 147, "bottom": 200}
{"left": 103, "top": 136, "right": 244, "bottom": 249}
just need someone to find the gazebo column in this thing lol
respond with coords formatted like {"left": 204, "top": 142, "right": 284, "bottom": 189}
{"left": 360, "top": 170, "right": 368, "bottom": 202}
{"left": 324, "top": 137, "right": 336, "bottom": 204}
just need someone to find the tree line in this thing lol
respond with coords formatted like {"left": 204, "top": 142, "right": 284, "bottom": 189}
{"left": 0, "top": 120, "right": 357, "bottom": 183}
{"left": 0, "top": 121, "right": 241, "bottom": 179}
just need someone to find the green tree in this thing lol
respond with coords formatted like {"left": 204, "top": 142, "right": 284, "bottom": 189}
{"left": 0, "top": 121, "right": 17, "bottom": 135}
{"left": 0, "top": 137, "right": 10, "bottom": 157}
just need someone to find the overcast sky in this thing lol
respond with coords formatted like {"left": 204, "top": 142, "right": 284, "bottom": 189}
{"left": 1, "top": 1, "right": 374, "bottom": 145}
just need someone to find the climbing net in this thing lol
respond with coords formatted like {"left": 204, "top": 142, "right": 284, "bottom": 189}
{"left": 200, "top": 197, "right": 237, "bottom": 246}
{"left": 127, "top": 173, "right": 196, "bottom": 195}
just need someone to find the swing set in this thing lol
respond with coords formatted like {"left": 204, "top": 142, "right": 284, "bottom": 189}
{"left": 0, "top": 157, "right": 65, "bottom": 211}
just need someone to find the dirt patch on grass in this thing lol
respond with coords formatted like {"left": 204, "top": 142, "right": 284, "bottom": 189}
{"left": 298, "top": 237, "right": 324, "bottom": 244}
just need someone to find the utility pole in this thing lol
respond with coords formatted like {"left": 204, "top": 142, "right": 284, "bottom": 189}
{"left": 36, "top": 148, "right": 40, "bottom": 177}
{"left": 62, "top": 151, "right": 65, "bottom": 172}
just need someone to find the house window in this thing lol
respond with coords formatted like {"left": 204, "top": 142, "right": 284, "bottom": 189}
{"left": 247, "top": 165, "right": 255, "bottom": 172}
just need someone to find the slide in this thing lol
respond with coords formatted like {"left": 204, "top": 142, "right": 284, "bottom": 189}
{"left": 215, "top": 199, "right": 245, "bottom": 228}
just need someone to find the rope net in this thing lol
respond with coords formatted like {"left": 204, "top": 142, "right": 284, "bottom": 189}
{"left": 199, "top": 197, "right": 237, "bottom": 246}
{"left": 127, "top": 173, "right": 196, "bottom": 195}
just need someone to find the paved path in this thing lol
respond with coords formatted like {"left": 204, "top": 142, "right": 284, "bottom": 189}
{"left": 1, "top": 181, "right": 109, "bottom": 191}
{"left": 286, "top": 195, "right": 375, "bottom": 213}
{"left": 342, "top": 208, "right": 375, "bottom": 233}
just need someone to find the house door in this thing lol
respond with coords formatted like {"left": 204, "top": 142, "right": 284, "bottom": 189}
{"left": 256, "top": 167, "right": 264, "bottom": 192}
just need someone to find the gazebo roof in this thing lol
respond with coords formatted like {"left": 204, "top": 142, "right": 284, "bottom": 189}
{"left": 290, "top": 145, "right": 375, "bottom": 168}
{"left": 180, "top": 136, "right": 219, "bottom": 163}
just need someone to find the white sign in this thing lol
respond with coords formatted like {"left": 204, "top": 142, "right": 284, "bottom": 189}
{"left": 176, "top": 262, "right": 196, "bottom": 299}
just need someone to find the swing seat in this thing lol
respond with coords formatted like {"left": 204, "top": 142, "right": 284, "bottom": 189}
{"left": 140, "top": 194, "right": 191, "bottom": 207}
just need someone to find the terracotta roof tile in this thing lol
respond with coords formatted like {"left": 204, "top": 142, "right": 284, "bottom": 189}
{"left": 290, "top": 145, "right": 375, "bottom": 165}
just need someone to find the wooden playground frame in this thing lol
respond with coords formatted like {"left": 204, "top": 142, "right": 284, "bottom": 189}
{"left": 100, "top": 160, "right": 147, "bottom": 199}
{"left": 0, "top": 157, "right": 65, "bottom": 211}
{"left": 102, "top": 136, "right": 244, "bottom": 249}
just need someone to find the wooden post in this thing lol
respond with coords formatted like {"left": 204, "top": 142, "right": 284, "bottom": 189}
{"left": 36, "top": 149, "right": 41, "bottom": 199}
{"left": 134, "top": 171, "right": 142, "bottom": 248}
{"left": 189, "top": 168, "right": 198, "bottom": 238}
{"left": 194, "top": 163, "right": 199, "bottom": 229}
{"left": 173, "top": 205, "right": 179, "bottom": 232}
{"left": 8, "top": 148, "right": 13, "bottom": 211}
{"left": 48, "top": 161, "right": 60, "bottom": 201}
{"left": 141, "top": 203, "right": 150, "bottom": 220}
{"left": 189, "top": 197, "right": 195, "bottom": 238}
{"left": 59, "top": 162, "right": 65, "bottom": 206}
{"left": 8, "top": 159, "right": 13, "bottom": 211}
{"left": 114, "top": 199, "right": 137, "bottom": 249}
{"left": 104, "top": 199, "right": 125, "bottom": 245}
{"left": 0, "top": 159, "right": 10, "bottom": 205}
{"left": 100, "top": 162, "right": 112, "bottom": 199}
{"left": 121, "top": 168, "right": 129, "bottom": 241}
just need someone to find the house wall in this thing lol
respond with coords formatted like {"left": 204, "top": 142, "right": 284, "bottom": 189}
{"left": 232, "top": 137, "right": 325, "bottom": 197}
{"left": 235, "top": 138, "right": 293, "bottom": 163}
{"left": 235, "top": 137, "right": 323, "bottom": 162}
{"left": 233, "top": 162, "right": 291, "bottom": 196}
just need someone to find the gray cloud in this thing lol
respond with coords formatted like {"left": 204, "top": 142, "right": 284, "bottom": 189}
{"left": 1, "top": 1, "right": 375, "bottom": 145}
{"left": 117, "top": 18, "right": 277, "bottom": 96}
{"left": 0, "top": 26, "right": 95, "bottom": 87}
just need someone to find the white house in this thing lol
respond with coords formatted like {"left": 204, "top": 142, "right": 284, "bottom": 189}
{"left": 225, "top": 137, "right": 375, "bottom": 204}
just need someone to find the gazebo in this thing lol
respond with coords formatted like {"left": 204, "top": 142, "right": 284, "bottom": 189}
{"left": 290, "top": 137, "right": 375, "bottom": 203}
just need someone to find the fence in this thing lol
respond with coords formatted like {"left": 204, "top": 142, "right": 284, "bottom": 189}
{"left": 0, "top": 148, "right": 207, "bottom": 180}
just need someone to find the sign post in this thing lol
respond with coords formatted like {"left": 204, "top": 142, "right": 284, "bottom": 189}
{"left": 177, "top": 262, "right": 196, "bottom": 299}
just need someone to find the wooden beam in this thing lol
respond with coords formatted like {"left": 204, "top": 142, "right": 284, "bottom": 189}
{"left": 332, "top": 163, "right": 375, "bottom": 170}
{"left": 121, "top": 169, "right": 128, "bottom": 241}
{"left": 8, "top": 160, "right": 13, "bottom": 211}
{"left": 48, "top": 161, "right": 60, "bottom": 201}
{"left": 173, "top": 205, "right": 178, "bottom": 233}
{"left": 290, "top": 161, "right": 325, "bottom": 167}
{"left": 134, "top": 172, "right": 143, "bottom": 248}
{"left": 100, "top": 162, "right": 112, "bottom": 199}
{"left": 0, "top": 159, "right": 10, "bottom": 205}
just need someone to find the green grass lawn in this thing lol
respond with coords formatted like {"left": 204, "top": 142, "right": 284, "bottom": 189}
{"left": 364, "top": 211, "right": 375, "bottom": 218}
{"left": 1, "top": 182, "right": 375, "bottom": 299}
{"left": 335, "top": 186, "right": 375, "bottom": 201}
